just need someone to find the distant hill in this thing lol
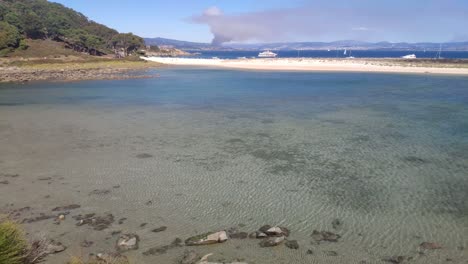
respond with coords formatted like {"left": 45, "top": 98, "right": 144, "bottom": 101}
{"left": 144, "top": 37, "right": 234, "bottom": 51}
{"left": 146, "top": 37, "right": 468, "bottom": 51}
{"left": 0, "top": 0, "right": 144, "bottom": 57}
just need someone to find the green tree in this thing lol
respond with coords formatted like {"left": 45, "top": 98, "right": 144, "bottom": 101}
{"left": 0, "top": 21, "right": 21, "bottom": 50}
{"left": 111, "top": 33, "right": 144, "bottom": 56}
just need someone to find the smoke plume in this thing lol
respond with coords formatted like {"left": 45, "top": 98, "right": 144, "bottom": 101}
{"left": 190, "top": 1, "right": 468, "bottom": 45}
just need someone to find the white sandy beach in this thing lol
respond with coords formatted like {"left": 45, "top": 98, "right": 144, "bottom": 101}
{"left": 142, "top": 57, "right": 468, "bottom": 75}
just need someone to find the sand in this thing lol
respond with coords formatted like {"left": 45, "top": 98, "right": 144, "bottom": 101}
{"left": 142, "top": 57, "right": 468, "bottom": 75}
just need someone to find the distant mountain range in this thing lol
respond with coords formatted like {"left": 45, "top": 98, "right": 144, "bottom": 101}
{"left": 145, "top": 37, "right": 468, "bottom": 51}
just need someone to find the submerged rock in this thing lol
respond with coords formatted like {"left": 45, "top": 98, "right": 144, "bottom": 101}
{"left": 259, "top": 236, "right": 285, "bottom": 247}
{"left": 227, "top": 227, "right": 248, "bottom": 239}
{"left": 44, "top": 240, "right": 67, "bottom": 254}
{"left": 75, "top": 213, "right": 114, "bottom": 230}
{"left": 285, "top": 240, "right": 299, "bottom": 249}
{"left": 311, "top": 230, "right": 341, "bottom": 242}
{"left": 89, "top": 189, "right": 111, "bottom": 195}
{"left": 420, "top": 242, "right": 442, "bottom": 250}
{"left": 152, "top": 226, "right": 167, "bottom": 233}
{"left": 136, "top": 153, "right": 153, "bottom": 159}
{"left": 180, "top": 250, "right": 200, "bottom": 264}
{"left": 52, "top": 204, "right": 81, "bottom": 211}
{"left": 143, "top": 238, "right": 183, "bottom": 256}
{"left": 80, "top": 240, "right": 94, "bottom": 248}
{"left": 382, "top": 256, "right": 412, "bottom": 264}
{"left": 331, "top": 219, "right": 342, "bottom": 229}
{"left": 22, "top": 214, "right": 56, "bottom": 223}
{"left": 116, "top": 234, "right": 139, "bottom": 252}
{"left": 198, "top": 253, "right": 248, "bottom": 264}
{"left": 185, "top": 231, "right": 228, "bottom": 246}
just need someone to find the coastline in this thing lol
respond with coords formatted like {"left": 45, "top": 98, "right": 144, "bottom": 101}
{"left": 142, "top": 57, "right": 468, "bottom": 75}
{"left": 0, "top": 58, "right": 163, "bottom": 83}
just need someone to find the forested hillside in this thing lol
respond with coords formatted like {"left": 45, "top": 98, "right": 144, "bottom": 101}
{"left": 0, "top": 0, "right": 144, "bottom": 56}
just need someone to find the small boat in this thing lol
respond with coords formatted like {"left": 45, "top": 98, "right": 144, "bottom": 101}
{"left": 402, "top": 54, "right": 416, "bottom": 59}
{"left": 258, "top": 50, "right": 277, "bottom": 58}
{"left": 343, "top": 49, "right": 347, "bottom": 55}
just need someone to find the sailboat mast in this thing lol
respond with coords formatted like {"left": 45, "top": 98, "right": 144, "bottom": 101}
{"left": 438, "top": 44, "right": 442, "bottom": 59}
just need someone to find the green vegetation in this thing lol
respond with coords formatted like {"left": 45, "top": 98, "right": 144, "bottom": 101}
{"left": 0, "top": 220, "right": 28, "bottom": 264}
{"left": 0, "top": 0, "right": 144, "bottom": 57}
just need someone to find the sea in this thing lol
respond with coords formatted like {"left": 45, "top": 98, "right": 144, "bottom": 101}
{"left": 186, "top": 50, "right": 468, "bottom": 59}
{"left": 0, "top": 68, "right": 467, "bottom": 263}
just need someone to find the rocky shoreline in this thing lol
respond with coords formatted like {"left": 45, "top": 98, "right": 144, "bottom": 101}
{"left": 2, "top": 198, "right": 460, "bottom": 264}
{"left": 0, "top": 66, "right": 160, "bottom": 83}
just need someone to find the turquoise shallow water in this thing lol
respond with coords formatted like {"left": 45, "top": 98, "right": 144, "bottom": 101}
{"left": 0, "top": 68, "right": 467, "bottom": 263}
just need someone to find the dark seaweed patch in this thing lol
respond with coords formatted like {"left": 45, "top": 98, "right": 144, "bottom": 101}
{"left": 402, "top": 156, "right": 428, "bottom": 164}
{"left": 136, "top": 153, "right": 153, "bottom": 159}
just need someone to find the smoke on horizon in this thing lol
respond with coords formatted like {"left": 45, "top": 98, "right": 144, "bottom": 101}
{"left": 190, "top": 1, "right": 468, "bottom": 45}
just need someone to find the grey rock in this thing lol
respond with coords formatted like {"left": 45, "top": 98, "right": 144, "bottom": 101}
{"left": 259, "top": 225, "right": 272, "bottom": 233}
{"left": 185, "top": 231, "right": 228, "bottom": 246}
{"left": 265, "top": 226, "right": 290, "bottom": 237}
{"left": 116, "top": 234, "right": 139, "bottom": 252}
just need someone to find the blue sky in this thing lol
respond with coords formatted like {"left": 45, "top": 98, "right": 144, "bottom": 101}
{"left": 50, "top": 0, "right": 468, "bottom": 43}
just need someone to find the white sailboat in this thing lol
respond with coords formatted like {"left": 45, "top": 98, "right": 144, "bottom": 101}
{"left": 343, "top": 49, "right": 347, "bottom": 55}
{"left": 346, "top": 49, "right": 355, "bottom": 59}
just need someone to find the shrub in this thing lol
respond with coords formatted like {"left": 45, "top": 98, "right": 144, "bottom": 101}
{"left": 0, "top": 220, "right": 28, "bottom": 264}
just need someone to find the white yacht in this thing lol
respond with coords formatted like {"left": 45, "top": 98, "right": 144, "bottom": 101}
{"left": 402, "top": 54, "right": 416, "bottom": 59}
{"left": 258, "top": 50, "right": 277, "bottom": 58}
